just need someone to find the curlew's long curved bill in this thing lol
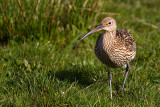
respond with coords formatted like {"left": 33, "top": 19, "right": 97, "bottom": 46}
{"left": 73, "top": 25, "right": 104, "bottom": 50}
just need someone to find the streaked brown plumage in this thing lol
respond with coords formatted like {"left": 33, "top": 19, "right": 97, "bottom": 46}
{"left": 95, "top": 29, "right": 136, "bottom": 68}
{"left": 73, "top": 17, "right": 136, "bottom": 99}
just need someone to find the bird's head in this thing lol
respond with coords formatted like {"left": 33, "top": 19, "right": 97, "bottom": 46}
{"left": 73, "top": 17, "right": 117, "bottom": 49}
{"left": 100, "top": 17, "right": 117, "bottom": 32}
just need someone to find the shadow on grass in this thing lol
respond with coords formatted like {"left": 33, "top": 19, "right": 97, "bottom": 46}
{"left": 54, "top": 65, "right": 127, "bottom": 88}
{"left": 54, "top": 65, "right": 97, "bottom": 86}
{"left": 49, "top": 64, "right": 137, "bottom": 98}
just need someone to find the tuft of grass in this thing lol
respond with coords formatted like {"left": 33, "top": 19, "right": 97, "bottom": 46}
{"left": 0, "top": 0, "right": 160, "bottom": 106}
{"left": 0, "top": 0, "right": 105, "bottom": 43}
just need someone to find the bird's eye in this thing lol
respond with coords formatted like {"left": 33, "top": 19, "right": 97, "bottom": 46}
{"left": 108, "top": 22, "right": 111, "bottom": 25}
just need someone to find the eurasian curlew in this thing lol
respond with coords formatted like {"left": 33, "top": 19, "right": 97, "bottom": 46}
{"left": 73, "top": 17, "right": 136, "bottom": 99}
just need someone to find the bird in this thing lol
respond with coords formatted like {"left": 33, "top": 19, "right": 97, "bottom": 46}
{"left": 73, "top": 17, "right": 136, "bottom": 99}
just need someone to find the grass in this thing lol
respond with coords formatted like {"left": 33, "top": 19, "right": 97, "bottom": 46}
{"left": 0, "top": 0, "right": 160, "bottom": 106}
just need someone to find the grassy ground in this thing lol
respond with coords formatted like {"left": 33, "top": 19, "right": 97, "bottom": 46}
{"left": 0, "top": 0, "right": 160, "bottom": 106}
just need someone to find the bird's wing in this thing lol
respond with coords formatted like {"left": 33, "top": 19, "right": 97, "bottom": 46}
{"left": 116, "top": 29, "right": 136, "bottom": 52}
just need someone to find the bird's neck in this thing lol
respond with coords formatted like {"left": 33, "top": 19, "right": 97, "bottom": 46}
{"left": 105, "top": 30, "right": 116, "bottom": 40}
{"left": 102, "top": 30, "right": 117, "bottom": 50}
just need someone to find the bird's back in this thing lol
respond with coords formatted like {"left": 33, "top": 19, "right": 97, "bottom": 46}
{"left": 95, "top": 29, "right": 136, "bottom": 68}
{"left": 116, "top": 29, "right": 136, "bottom": 52}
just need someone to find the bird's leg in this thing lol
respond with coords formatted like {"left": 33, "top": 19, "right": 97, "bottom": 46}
{"left": 107, "top": 67, "right": 112, "bottom": 99}
{"left": 122, "top": 63, "right": 130, "bottom": 90}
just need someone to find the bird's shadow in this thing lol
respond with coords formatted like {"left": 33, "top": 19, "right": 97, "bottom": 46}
{"left": 48, "top": 64, "right": 136, "bottom": 98}
{"left": 52, "top": 64, "right": 124, "bottom": 87}
{"left": 53, "top": 65, "right": 98, "bottom": 86}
